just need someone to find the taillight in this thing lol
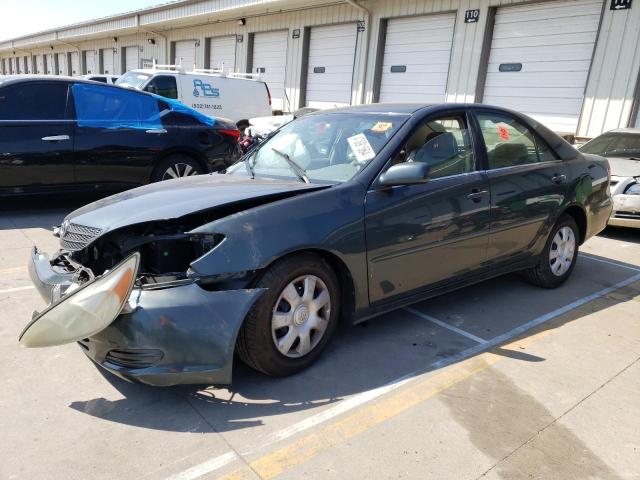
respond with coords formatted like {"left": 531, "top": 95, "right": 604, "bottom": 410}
{"left": 219, "top": 128, "right": 241, "bottom": 142}
{"left": 264, "top": 82, "right": 272, "bottom": 106}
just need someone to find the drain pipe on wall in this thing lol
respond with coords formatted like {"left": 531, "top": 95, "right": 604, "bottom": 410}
{"left": 345, "top": 0, "right": 371, "bottom": 104}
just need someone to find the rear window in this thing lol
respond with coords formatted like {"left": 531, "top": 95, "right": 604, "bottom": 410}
{"left": 0, "top": 83, "right": 69, "bottom": 121}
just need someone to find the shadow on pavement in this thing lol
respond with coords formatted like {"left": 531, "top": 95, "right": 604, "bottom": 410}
{"left": 67, "top": 253, "right": 640, "bottom": 436}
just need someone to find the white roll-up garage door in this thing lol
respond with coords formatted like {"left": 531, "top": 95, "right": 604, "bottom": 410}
{"left": 84, "top": 50, "right": 96, "bottom": 74}
{"left": 378, "top": 14, "right": 455, "bottom": 103}
{"left": 57, "top": 53, "right": 67, "bottom": 75}
{"left": 209, "top": 36, "right": 236, "bottom": 72}
{"left": 45, "top": 54, "right": 53, "bottom": 74}
{"left": 305, "top": 23, "right": 358, "bottom": 109}
{"left": 101, "top": 49, "right": 114, "bottom": 74}
{"left": 252, "top": 30, "right": 288, "bottom": 111}
{"left": 125, "top": 47, "right": 139, "bottom": 72}
{"left": 70, "top": 52, "right": 80, "bottom": 76}
{"left": 483, "top": 0, "right": 601, "bottom": 133}
{"left": 35, "top": 55, "right": 44, "bottom": 74}
{"left": 175, "top": 40, "right": 197, "bottom": 69}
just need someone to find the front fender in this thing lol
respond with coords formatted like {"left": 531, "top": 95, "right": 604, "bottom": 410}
{"left": 188, "top": 182, "right": 370, "bottom": 311}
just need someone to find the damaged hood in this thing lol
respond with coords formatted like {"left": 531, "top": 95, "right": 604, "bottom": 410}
{"left": 65, "top": 174, "right": 326, "bottom": 233}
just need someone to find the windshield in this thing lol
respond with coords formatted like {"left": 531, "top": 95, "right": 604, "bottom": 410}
{"left": 228, "top": 113, "right": 408, "bottom": 183}
{"left": 116, "top": 72, "right": 151, "bottom": 89}
{"left": 580, "top": 133, "right": 640, "bottom": 159}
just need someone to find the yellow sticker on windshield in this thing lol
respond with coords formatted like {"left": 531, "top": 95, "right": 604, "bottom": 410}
{"left": 371, "top": 122, "right": 393, "bottom": 133}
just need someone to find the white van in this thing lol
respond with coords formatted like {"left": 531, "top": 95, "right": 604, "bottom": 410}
{"left": 116, "top": 64, "right": 272, "bottom": 128}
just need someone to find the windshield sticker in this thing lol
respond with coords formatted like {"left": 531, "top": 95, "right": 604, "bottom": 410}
{"left": 498, "top": 124, "right": 510, "bottom": 141}
{"left": 371, "top": 122, "right": 393, "bottom": 133}
{"left": 347, "top": 133, "right": 376, "bottom": 163}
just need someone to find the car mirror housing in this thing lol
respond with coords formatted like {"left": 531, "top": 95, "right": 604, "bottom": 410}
{"left": 378, "top": 162, "right": 430, "bottom": 187}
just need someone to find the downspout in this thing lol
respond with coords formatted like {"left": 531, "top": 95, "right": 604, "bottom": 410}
{"left": 345, "top": 0, "right": 371, "bottom": 104}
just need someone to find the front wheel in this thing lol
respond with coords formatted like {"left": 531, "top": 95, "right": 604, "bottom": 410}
{"left": 236, "top": 253, "right": 340, "bottom": 376}
{"left": 524, "top": 215, "right": 579, "bottom": 288}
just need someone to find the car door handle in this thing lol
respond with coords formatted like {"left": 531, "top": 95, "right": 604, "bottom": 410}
{"left": 552, "top": 174, "right": 567, "bottom": 184}
{"left": 146, "top": 129, "right": 167, "bottom": 134}
{"left": 41, "top": 135, "right": 70, "bottom": 142}
{"left": 466, "top": 190, "right": 488, "bottom": 202}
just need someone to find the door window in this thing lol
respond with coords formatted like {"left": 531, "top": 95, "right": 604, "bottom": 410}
{"left": 476, "top": 112, "right": 558, "bottom": 168}
{"left": 145, "top": 76, "right": 178, "bottom": 99}
{"left": 0, "top": 83, "right": 70, "bottom": 120}
{"left": 395, "top": 115, "right": 475, "bottom": 179}
{"left": 71, "top": 83, "right": 165, "bottom": 130}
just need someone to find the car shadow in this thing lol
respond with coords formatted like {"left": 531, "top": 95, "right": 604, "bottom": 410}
{"left": 599, "top": 225, "right": 640, "bottom": 244}
{"left": 0, "top": 192, "right": 111, "bottom": 230}
{"left": 67, "top": 253, "right": 640, "bottom": 436}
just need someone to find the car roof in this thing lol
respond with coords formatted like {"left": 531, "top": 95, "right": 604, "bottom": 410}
{"left": 0, "top": 75, "right": 96, "bottom": 86}
{"left": 310, "top": 102, "right": 516, "bottom": 116}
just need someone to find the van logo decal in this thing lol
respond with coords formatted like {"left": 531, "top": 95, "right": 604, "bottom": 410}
{"left": 193, "top": 79, "right": 220, "bottom": 98}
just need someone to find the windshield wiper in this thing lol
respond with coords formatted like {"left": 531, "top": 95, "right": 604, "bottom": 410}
{"left": 271, "top": 148, "right": 309, "bottom": 183}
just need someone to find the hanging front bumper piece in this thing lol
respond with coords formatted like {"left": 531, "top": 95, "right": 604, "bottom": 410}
{"left": 21, "top": 246, "right": 265, "bottom": 387}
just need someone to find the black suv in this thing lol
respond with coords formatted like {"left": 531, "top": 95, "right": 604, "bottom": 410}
{"left": 0, "top": 76, "right": 240, "bottom": 195}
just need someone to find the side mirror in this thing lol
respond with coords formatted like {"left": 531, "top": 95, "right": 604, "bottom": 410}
{"left": 378, "top": 162, "right": 430, "bottom": 187}
{"left": 145, "top": 84, "right": 157, "bottom": 94}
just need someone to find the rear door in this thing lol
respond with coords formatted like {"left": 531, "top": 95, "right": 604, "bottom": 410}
{"left": 0, "top": 81, "right": 74, "bottom": 192}
{"left": 71, "top": 83, "right": 175, "bottom": 187}
{"left": 365, "top": 111, "right": 490, "bottom": 303}
{"left": 473, "top": 109, "right": 568, "bottom": 263}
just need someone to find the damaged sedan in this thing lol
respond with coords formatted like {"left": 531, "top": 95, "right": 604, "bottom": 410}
{"left": 20, "top": 104, "right": 612, "bottom": 386}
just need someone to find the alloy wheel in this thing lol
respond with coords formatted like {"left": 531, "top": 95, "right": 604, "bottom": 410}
{"left": 549, "top": 226, "right": 576, "bottom": 277}
{"left": 271, "top": 274, "right": 331, "bottom": 358}
{"left": 161, "top": 163, "right": 200, "bottom": 180}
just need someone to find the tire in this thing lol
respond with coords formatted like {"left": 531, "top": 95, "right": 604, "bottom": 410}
{"left": 523, "top": 215, "right": 579, "bottom": 289}
{"left": 236, "top": 253, "right": 341, "bottom": 377}
{"left": 151, "top": 154, "right": 204, "bottom": 182}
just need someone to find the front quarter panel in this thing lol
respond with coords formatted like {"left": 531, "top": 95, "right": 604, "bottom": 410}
{"left": 188, "top": 182, "right": 369, "bottom": 311}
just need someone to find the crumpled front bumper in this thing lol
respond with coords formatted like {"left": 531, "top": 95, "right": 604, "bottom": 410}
{"left": 27, "top": 247, "right": 265, "bottom": 386}
{"left": 609, "top": 193, "right": 640, "bottom": 228}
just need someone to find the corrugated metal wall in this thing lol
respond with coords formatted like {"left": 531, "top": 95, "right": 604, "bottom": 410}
{"left": 1, "top": 0, "right": 638, "bottom": 137}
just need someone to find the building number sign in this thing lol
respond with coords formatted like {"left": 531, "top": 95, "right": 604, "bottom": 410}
{"left": 465, "top": 9, "right": 480, "bottom": 23}
{"left": 610, "top": 0, "right": 632, "bottom": 10}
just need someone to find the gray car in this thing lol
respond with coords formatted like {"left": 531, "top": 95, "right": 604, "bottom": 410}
{"left": 580, "top": 128, "right": 640, "bottom": 228}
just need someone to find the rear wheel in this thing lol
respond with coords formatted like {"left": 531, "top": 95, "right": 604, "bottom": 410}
{"left": 524, "top": 215, "right": 579, "bottom": 288}
{"left": 236, "top": 253, "right": 340, "bottom": 376}
{"left": 151, "top": 154, "right": 204, "bottom": 182}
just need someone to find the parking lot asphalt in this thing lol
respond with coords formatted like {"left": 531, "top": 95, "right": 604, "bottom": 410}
{"left": 1, "top": 196, "right": 639, "bottom": 480}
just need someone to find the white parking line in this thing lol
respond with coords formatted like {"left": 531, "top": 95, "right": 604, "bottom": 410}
{"left": 0, "top": 285, "right": 35, "bottom": 294}
{"left": 165, "top": 272, "right": 640, "bottom": 480}
{"left": 579, "top": 253, "right": 640, "bottom": 273}
{"left": 404, "top": 307, "right": 488, "bottom": 344}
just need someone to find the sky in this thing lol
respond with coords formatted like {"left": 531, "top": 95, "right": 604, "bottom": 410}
{"left": 0, "top": 0, "right": 169, "bottom": 41}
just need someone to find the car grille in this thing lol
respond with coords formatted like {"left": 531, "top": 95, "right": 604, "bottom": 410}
{"left": 615, "top": 211, "right": 640, "bottom": 220}
{"left": 60, "top": 223, "right": 102, "bottom": 251}
{"left": 105, "top": 349, "right": 164, "bottom": 369}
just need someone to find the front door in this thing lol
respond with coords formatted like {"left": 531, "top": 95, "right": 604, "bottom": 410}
{"left": 473, "top": 110, "right": 569, "bottom": 263}
{"left": 70, "top": 83, "right": 173, "bottom": 187}
{"left": 365, "top": 112, "right": 490, "bottom": 304}
{"left": 0, "top": 81, "right": 74, "bottom": 192}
